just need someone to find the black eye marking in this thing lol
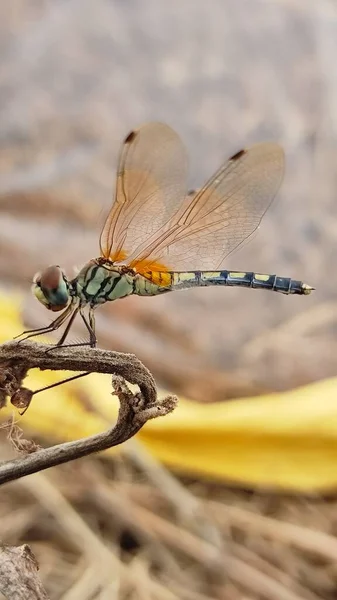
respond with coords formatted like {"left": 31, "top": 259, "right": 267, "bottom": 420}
{"left": 229, "top": 149, "right": 246, "bottom": 161}
{"left": 124, "top": 130, "right": 137, "bottom": 144}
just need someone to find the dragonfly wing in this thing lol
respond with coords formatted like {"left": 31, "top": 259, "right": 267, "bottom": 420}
{"left": 100, "top": 122, "right": 188, "bottom": 261}
{"left": 128, "top": 142, "right": 285, "bottom": 272}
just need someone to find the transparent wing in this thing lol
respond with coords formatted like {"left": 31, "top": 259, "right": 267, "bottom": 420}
{"left": 100, "top": 122, "right": 188, "bottom": 261}
{"left": 126, "top": 143, "right": 285, "bottom": 273}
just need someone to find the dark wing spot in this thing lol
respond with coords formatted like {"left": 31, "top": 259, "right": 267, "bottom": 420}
{"left": 187, "top": 189, "right": 197, "bottom": 197}
{"left": 229, "top": 148, "right": 246, "bottom": 161}
{"left": 124, "top": 130, "right": 137, "bottom": 144}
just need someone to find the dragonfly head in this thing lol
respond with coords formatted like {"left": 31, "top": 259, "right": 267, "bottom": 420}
{"left": 32, "top": 266, "right": 70, "bottom": 312}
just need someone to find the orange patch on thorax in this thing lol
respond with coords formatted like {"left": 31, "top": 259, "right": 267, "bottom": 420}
{"left": 132, "top": 258, "right": 172, "bottom": 287}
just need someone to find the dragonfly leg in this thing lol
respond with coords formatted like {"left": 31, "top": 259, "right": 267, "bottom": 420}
{"left": 55, "top": 306, "right": 80, "bottom": 346}
{"left": 32, "top": 371, "right": 90, "bottom": 398}
{"left": 47, "top": 306, "right": 97, "bottom": 351}
{"left": 80, "top": 306, "right": 97, "bottom": 348}
{"left": 14, "top": 303, "right": 76, "bottom": 343}
{"left": 44, "top": 307, "right": 82, "bottom": 353}
{"left": 31, "top": 310, "right": 96, "bottom": 391}
{"left": 88, "top": 308, "right": 96, "bottom": 347}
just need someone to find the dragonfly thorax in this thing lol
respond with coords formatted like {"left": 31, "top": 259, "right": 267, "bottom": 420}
{"left": 70, "top": 258, "right": 136, "bottom": 306}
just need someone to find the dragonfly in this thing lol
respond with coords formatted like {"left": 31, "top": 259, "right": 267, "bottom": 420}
{"left": 18, "top": 122, "right": 313, "bottom": 348}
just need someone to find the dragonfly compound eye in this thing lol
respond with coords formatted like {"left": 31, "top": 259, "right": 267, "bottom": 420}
{"left": 32, "top": 266, "right": 70, "bottom": 312}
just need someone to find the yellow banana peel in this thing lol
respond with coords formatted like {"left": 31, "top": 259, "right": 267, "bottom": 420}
{"left": 1, "top": 293, "right": 337, "bottom": 493}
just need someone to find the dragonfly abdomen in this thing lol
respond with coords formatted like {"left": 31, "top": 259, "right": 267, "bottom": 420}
{"left": 171, "top": 270, "right": 313, "bottom": 295}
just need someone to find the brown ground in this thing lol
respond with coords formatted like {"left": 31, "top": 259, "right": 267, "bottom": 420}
{"left": 0, "top": 1, "right": 337, "bottom": 598}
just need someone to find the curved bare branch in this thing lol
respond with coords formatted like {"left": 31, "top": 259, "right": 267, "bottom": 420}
{"left": 0, "top": 341, "right": 177, "bottom": 485}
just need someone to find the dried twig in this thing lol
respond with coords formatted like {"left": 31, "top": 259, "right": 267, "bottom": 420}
{"left": 117, "top": 500, "right": 307, "bottom": 600}
{"left": 209, "top": 500, "right": 337, "bottom": 563}
{"left": 0, "top": 341, "right": 177, "bottom": 485}
{"left": 17, "top": 472, "right": 179, "bottom": 600}
{"left": 0, "top": 544, "right": 50, "bottom": 600}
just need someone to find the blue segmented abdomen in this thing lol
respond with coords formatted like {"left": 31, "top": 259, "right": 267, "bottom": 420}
{"left": 170, "top": 270, "right": 312, "bottom": 295}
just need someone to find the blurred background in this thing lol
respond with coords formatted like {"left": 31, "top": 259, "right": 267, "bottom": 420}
{"left": 1, "top": 0, "right": 337, "bottom": 598}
